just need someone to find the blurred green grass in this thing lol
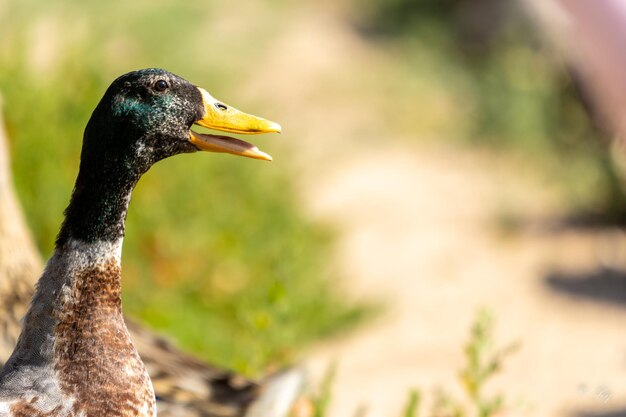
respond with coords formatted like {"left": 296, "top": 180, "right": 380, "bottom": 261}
{"left": 0, "top": 0, "right": 369, "bottom": 375}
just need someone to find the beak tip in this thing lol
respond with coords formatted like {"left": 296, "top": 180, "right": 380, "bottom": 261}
{"left": 259, "top": 151, "right": 273, "bottom": 161}
{"left": 268, "top": 121, "right": 282, "bottom": 133}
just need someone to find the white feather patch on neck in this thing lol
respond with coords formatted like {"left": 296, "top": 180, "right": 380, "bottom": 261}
{"left": 57, "top": 237, "right": 124, "bottom": 268}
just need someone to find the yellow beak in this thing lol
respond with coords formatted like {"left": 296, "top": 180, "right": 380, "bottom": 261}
{"left": 189, "top": 88, "right": 281, "bottom": 161}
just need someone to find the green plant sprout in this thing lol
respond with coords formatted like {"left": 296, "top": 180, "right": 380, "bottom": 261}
{"left": 300, "top": 310, "right": 519, "bottom": 417}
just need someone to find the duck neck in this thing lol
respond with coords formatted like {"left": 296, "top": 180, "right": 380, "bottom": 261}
{"left": 2, "top": 157, "right": 156, "bottom": 416}
{"left": 44, "top": 155, "right": 142, "bottom": 355}
{"left": 11, "top": 158, "right": 142, "bottom": 366}
{"left": 57, "top": 155, "right": 142, "bottom": 246}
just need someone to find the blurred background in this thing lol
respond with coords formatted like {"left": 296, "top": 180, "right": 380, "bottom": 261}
{"left": 1, "top": 0, "right": 625, "bottom": 415}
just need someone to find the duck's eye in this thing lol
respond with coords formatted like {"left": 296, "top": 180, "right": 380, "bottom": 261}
{"left": 154, "top": 80, "right": 169, "bottom": 92}
{"left": 214, "top": 103, "right": 228, "bottom": 111}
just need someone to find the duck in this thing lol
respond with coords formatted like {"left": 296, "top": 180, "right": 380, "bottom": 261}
{"left": 0, "top": 68, "right": 298, "bottom": 417}
{"left": 0, "top": 90, "right": 303, "bottom": 417}
{"left": 0, "top": 93, "right": 303, "bottom": 417}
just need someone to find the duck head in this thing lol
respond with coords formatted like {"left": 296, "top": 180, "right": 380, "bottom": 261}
{"left": 56, "top": 68, "right": 280, "bottom": 245}
{"left": 83, "top": 68, "right": 279, "bottom": 176}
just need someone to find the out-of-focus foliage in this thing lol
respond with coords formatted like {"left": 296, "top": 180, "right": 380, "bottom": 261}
{"left": 402, "top": 390, "right": 421, "bottom": 417}
{"left": 299, "top": 311, "right": 517, "bottom": 417}
{"left": 352, "top": 0, "right": 626, "bottom": 221}
{"left": 0, "top": 0, "right": 368, "bottom": 375}
{"left": 311, "top": 364, "right": 337, "bottom": 417}
{"left": 410, "top": 310, "right": 518, "bottom": 417}
{"left": 458, "top": 310, "right": 519, "bottom": 417}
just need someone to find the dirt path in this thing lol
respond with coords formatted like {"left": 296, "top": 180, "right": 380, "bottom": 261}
{"left": 241, "top": 6, "right": 626, "bottom": 415}
{"left": 301, "top": 146, "right": 626, "bottom": 416}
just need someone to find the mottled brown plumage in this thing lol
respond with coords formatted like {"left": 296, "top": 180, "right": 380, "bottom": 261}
{"left": 53, "top": 260, "right": 155, "bottom": 417}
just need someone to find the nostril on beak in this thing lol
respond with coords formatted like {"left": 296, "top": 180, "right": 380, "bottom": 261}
{"left": 214, "top": 103, "right": 228, "bottom": 111}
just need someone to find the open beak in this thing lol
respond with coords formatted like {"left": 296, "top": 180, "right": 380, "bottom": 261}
{"left": 189, "top": 88, "right": 281, "bottom": 161}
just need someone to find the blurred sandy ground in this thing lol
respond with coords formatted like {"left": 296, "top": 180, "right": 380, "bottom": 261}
{"left": 242, "top": 2, "right": 626, "bottom": 416}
